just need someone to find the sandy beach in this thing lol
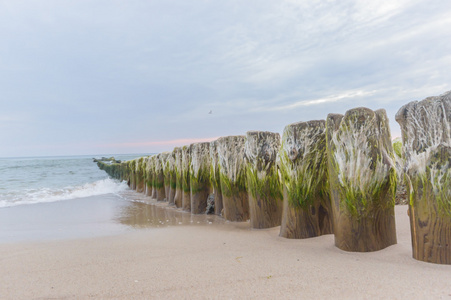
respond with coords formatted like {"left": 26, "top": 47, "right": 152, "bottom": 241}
{"left": 0, "top": 202, "right": 450, "bottom": 300}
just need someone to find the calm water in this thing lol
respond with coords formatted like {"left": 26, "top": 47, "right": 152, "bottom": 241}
{"left": 0, "top": 154, "right": 146, "bottom": 208}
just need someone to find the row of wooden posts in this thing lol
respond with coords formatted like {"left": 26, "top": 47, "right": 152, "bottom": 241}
{"left": 98, "top": 91, "right": 451, "bottom": 265}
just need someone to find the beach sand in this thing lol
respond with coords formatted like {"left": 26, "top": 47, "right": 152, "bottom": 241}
{"left": 0, "top": 202, "right": 450, "bottom": 299}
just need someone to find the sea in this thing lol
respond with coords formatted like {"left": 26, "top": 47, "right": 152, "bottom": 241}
{"left": 0, "top": 154, "right": 141, "bottom": 208}
{"left": 0, "top": 154, "right": 221, "bottom": 243}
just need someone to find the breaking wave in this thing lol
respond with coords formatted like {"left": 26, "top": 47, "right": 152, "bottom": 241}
{"left": 0, "top": 178, "right": 129, "bottom": 208}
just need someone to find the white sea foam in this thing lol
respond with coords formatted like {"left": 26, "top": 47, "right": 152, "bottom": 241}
{"left": 0, "top": 178, "right": 129, "bottom": 208}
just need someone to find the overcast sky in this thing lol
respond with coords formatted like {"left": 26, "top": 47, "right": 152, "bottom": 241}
{"left": 1, "top": 0, "right": 450, "bottom": 157}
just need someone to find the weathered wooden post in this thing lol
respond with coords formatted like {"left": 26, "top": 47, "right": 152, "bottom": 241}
{"left": 135, "top": 157, "right": 146, "bottom": 194}
{"left": 190, "top": 142, "right": 211, "bottom": 214}
{"left": 155, "top": 153, "right": 169, "bottom": 201}
{"left": 392, "top": 138, "right": 407, "bottom": 204}
{"left": 244, "top": 131, "right": 283, "bottom": 229}
{"left": 129, "top": 159, "right": 137, "bottom": 190}
{"left": 217, "top": 136, "right": 249, "bottom": 221}
{"left": 326, "top": 108, "right": 397, "bottom": 252}
{"left": 145, "top": 155, "right": 157, "bottom": 199}
{"left": 396, "top": 91, "right": 451, "bottom": 264}
{"left": 166, "top": 150, "right": 177, "bottom": 205}
{"left": 181, "top": 145, "right": 192, "bottom": 211}
{"left": 144, "top": 156, "right": 152, "bottom": 196}
{"left": 173, "top": 147, "right": 183, "bottom": 208}
{"left": 278, "top": 121, "right": 333, "bottom": 238}
{"left": 163, "top": 153, "right": 171, "bottom": 201}
{"left": 210, "top": 140, "right": 223, "bottom": 215}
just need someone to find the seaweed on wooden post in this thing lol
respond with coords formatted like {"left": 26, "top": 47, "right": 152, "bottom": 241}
{"left": 244, "top": 131, "right": 283, "bottom": 229}
{"left": 173, "top": 147, "right": 183, "bottom": 208}
{"left": 396, "top": 91, "right": 451, "bottom": 264}
{"left": 278, "top": 121, "right": 333, "bottom": 238}
{"left": 155, "top": 153, "right": 169, "bottom": 201}
{"left": 145, "top": 155, "right": 157, "bottom": 198}
{"left": 393, "top": 138, "right": 407, "bottom": 204}
{"left": 181, "top": 145, "right": 192, "bottom": 211}
{"left": 217, "top": 136, "right": 249, "bottom": 221}
{"left": 210, "top": 140, "right": 223, "bottom": 215}
{"left": 166, "top": 150, "right": 177, "bottom": 205}
{"left": 143, "top": 156, "right": 151, "bottom": 196}
{"left": 135, "top": 157, "right": 146, "bottom": 194}
{"left": 129, "top": 159, "right": 137, "bottom": 190}
{"left": 326, "top": 108, "right": 397, "bottom": 252}
{"left": 190, "top": 142, "right": 211, "bottom": 214}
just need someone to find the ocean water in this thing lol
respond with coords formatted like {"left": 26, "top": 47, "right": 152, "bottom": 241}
{"left": 0, "top": 154, "right": 224, "bottom": 243}
{"left": 0, "top": 154, "right": 145, "bottom": 208}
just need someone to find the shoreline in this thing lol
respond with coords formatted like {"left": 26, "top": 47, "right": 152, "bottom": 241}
{"left": 1, "top": 205, "right": 450, "bottom": 299}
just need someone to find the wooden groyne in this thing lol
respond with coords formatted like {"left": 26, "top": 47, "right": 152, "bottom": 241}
{"left": 97, "top": 90, "right": 451, "bottom": 264}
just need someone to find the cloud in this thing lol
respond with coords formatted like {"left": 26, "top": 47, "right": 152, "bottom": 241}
{"left": 259, "top": 89, "right": 378, "bottom": 111}
{"left": 1, "top": 0, "right": 451, "bottom": 157}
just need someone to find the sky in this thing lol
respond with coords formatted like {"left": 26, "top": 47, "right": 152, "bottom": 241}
{"left": 1, "top": 0, "right": 451, "bottom": 157}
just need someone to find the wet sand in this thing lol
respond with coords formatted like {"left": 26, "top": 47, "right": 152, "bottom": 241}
{"left": 0, "top": 199, "right": 450, "bottom": 299}
{"left": 0, "top": 191, "right": 225, "bottom": 243}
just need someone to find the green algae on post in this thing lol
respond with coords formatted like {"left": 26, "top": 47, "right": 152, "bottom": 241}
{"left": 210, "top": 140, "right": 223, "bottom": 215}
{"left": 166, "top": 150, "right": 177, "bottom": 205}
{"left": 190, "top": 142, "right": 211, "bottom": 214}
{"left": 278, "top": 120, "right": 333, "bottom": 238}
{"left": 392, "top": 137, "right": 408, "bottom": 205}
{"left": 135, "top": 157, "right": 145, "bottom": 193}
{"left": 217, "top": 135, "right": 249, "bottom": 222}
{"left": 155, "top": 153, "right": 169, "bottom": 201}
{"left": 396, "top": 90, "right": 451, "bottom": 264}
{"left": 129, "top": 159, "right": 137, "bottom": 190}
{"left": 173, "top": 147, "right": 183, "bottom": 208}
{"left": 326, "top": 108, "right": 397, "bottom": 252}
{"left": 146, "top": 155, "right": 157, "bottom": 199}
{"left": 181, "top": 145, "right": 192, "bottom": 211}
{"left": 244, "top": 131, "right": 283, "bottom": 229}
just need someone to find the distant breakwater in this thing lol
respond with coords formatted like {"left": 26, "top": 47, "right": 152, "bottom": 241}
{"left": 97, "top": 90, "right": 451, "bottom": 265}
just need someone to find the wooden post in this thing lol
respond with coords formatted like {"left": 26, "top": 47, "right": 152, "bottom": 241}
{"left": 162, "top": 153, "right": 171, "bottom": 202}
{"left": 173, "top": 147, "right": 183, "bottom": 208}
{"left": 166, "top": 150, "right": 177, "bottom": 205}
{"left": 210, "top": 140, "right": 223, "bottom": 216}
{"left": 396, "top": 91, "right": 451, "bottom": 264}
{"left": 217, "top": 136, "right": 249, "bottom": 222}
{"left": 135, "top": 157, "right": 145, "bottom": 194}
{"left": 326, "top": 108, "right": 397, "bottom": 252}
{"left": 190, "top": 142, "right": 211, "bottom": 214}
{"left": 244, "top": 131, "right": 283, "bottom": 229}
{"left": 145, "top": 155, "right": 157, "bottom": 199}
{"left": 129, "top": 159, "right": 137, "bottom": 190}
{"left": 181, "top": 145, "right": 192, "bottom": 212}
{"left": 278, "top": 120, "right": 333, "bottom": 238}
{"left": 155, "top": 153, "right": 168, "bottom": 201}
{"left": 143, "top": 156, "right": 151, "bottom": 196}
